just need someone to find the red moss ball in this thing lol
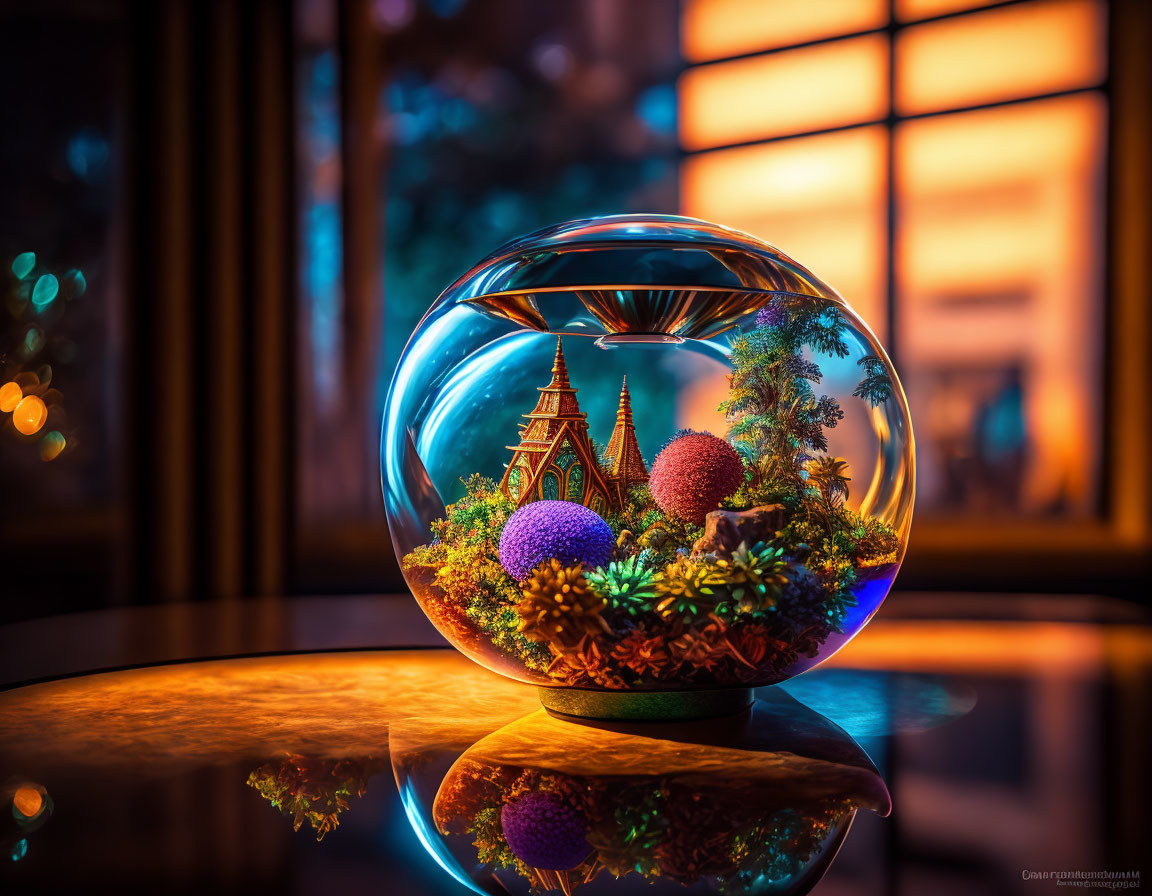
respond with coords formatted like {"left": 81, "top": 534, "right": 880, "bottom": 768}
{"left": 649, "top": 432, "right": 744, "bottom": 525}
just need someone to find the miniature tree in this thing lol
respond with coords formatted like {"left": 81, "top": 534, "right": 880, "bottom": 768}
{"left": 720, "top": 298, "right": 847, "bottom": 507}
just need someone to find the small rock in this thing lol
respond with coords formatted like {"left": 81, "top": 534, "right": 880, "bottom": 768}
{"left": 692, "top": 505, "right": 786, "bottom": 556}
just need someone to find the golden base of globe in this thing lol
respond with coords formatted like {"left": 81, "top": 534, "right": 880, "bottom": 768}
{"left": 537, "top": 686, "right": 755, "bottom": 721}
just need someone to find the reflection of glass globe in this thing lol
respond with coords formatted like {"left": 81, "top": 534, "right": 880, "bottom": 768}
{"left": 382, "top": 215, "right": 915, "bottom": 720}
{"left": 390, "top": 693, "right": 891, "bottom": 896}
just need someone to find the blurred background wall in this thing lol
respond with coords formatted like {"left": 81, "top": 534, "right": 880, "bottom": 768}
{"left": 0, "top": 0, "right": 1149, "bottom": 622}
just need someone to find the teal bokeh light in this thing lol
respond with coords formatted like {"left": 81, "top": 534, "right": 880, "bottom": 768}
{"left": 31, "top": 274, "right": 59, "bottom": 310}
{"left": 11, "top": 252, "right": 35, "bottom": 280}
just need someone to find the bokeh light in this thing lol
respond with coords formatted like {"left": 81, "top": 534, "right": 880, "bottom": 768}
{"left": 12, "top": 395, "right": 47, "bottom": 435}
{"left": 12, "top": 786, "right": 42, "bottom": 820}
{"left": 22, "top": 326, "right": 44, "bottom": 356}
{"left": 62, "top": 268, "right": 86, "bottom": 298}
{"left": 11, "top": 252, "right": 35, "bottom": 280}
{"left": 0, "top": 381, "right": 21, "bottom": 413}
{"left": 38, "top": 431, "right": 66, "bottom": 461}
{"left": 65, "top": 129, "right": 110, "bottom": 183}
{"left": 31, "top": 273, "right": 60, "bottom": 310}
{"left": 9, "top": 839, "right": 27, "bottom": 862}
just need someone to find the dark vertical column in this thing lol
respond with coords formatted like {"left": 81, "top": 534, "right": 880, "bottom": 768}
{"left": 338, "top": 0, "right": 382, "bottom": 514}
{"left": 205, "top": 0, "right": 246, "bottom": 601}
{"left": 127, "top": 0, "right": 198, "bottom": 603}
{"left": 1106, "top": 0, "right": 1152, "bottom": 868}
{"left": 125, "top": 0, "right": 297, "bottom": 605}
{"left": 250, "top": 0, "right": 297, "bottom": 598}
{"left": 1108, "top": 0, "right": 1152, "bottom": 547}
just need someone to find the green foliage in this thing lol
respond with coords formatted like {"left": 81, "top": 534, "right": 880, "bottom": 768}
{"left": 588, "top": 556, "right": 660, "bottom": 617}
{"left": 401, "top": 475, "right": 549, "bottom": 671}
{"left": 714, "top": 541, "right": 790, "bottom": 615}
{"left": 606, "top": 483, "right": 666, "bottom": 536}
{"left": 785, "top": 508, "right": 900, "bottom": 572}
{"left": 402, "top": 474, "right": 515, "bottom": 603}
{"left": 720, "top": 301, "right": 847, "bottom": 506}
{"left": 804, "top": 456, "right": 851, "bottom": 529}
{"left": 853, "top": 355, "right": 894, "bottom": 407}
{"left": 653, "top": 555, "right": 728, "bottom": 622}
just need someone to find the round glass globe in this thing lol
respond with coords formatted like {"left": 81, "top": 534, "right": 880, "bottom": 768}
{"left": 382, "top": 215, "right": 914, "bottom": 715}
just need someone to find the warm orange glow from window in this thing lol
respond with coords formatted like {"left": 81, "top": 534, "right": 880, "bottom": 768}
{"left": 13, "top": 787, "right": 43, "bottom": 819}
{"left": 0, "top": 381, "right": 21, "bottom": 413}
{"left": 897, "top": 94, "right": 1106, "bottom": 516}
{"left": 896, "top": 0, "right": 1107, "bottom": 115}
{"left": 679, "top": 35, "right": 889, "bottom": 150}
{"left": 681, "top": 127, "right": 888, "bottom": 333}
{"left": 12, "top": 394, "right": 47, "bottom": 436}
{"left": 682, "top": 0, "right": 888, "bottom": 62}
{"left": 896, "top": 0, "right": 998, "bottom": 21}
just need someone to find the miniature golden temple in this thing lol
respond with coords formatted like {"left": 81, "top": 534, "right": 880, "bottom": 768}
{"left": 499, "top": 338, "right": 648, "bottom": 513}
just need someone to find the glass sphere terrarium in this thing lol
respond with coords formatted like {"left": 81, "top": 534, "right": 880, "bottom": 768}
{"left": 382, "top": 215, "right": 914, "bottom": 720}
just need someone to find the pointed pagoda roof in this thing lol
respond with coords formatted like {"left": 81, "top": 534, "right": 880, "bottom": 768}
{"left": 509, "top": 339, "right": 587, "bottom": 449}
{"left": 603, "top": 375, "right": 648, "bottom": 490}
{"left": 500, "top": 337, "right": 613, "bottom": 508}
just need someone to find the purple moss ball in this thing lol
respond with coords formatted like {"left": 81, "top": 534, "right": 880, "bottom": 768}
{"left": 498, "top": 500, "right": 614, "bottom": 581}
{"left": 500, "top": 791, "right": 590, "bottom": 871}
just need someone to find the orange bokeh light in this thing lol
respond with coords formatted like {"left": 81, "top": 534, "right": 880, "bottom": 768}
{"left": 896, "top": 0, "right": 1106, "bottom": 115}
{"left": 679, "top": 34, "right": 889, "bottom": 150}
{"left": 12, "top": 394, "right": 48, "bottom": 436}
{"left": 13, "top": 786, "right": 42, "bottom": 819}
{"left": 0, "top": 381, "right": 21, "bottom": 413}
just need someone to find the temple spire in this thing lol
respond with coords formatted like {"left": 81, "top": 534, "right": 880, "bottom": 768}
{"left": 616, "top": 375, "right": 633, "bottom": 427}
{"left": 499, "top": 336, "right": 612, "bottom": 513}
{"left": 548, "top": 336, "right": 571, "bottom": 389}
{"left": 603, "top": 375, "right": 648, "bottom": 506}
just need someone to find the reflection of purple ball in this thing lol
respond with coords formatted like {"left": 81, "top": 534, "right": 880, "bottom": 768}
{"left": 498, "top": 501, "right": 614, "bottom": 581}
{"left": 500, "top": 791, "right": 590, "bottom": 871}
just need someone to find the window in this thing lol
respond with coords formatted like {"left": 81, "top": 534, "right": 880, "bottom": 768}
{"left": 541, "top": 470, "right": 561, "bottom": 501}
{"left": 567, "top": 463, "right": 584, "bottom": 501}
{"left": 555, "top": 445, "right": 576, "bottom": 471}
{"left": 679, "top": 0, "right": 1109, "bottom": 536}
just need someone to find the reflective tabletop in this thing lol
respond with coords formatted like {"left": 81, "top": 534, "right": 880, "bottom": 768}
{"left": 0, "top": 596, "right": 1148, "bottom": 895}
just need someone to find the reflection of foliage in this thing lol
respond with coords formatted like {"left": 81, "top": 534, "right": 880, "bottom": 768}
{"left": 439, "top": 761, "right": 850, "bottom": 891}
{"left": 246, "top": 755, "right": 384, "bottom": 841}
{"left": 853, "top": 355, "right": 894, "bottom": 407}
